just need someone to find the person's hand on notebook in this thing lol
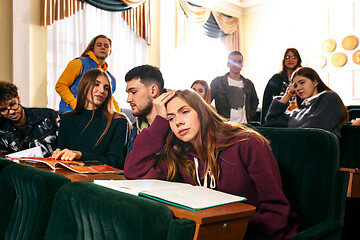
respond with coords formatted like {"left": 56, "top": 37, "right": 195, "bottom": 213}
{"left": 52, "top": 148, "right": 82, "bottom": 161}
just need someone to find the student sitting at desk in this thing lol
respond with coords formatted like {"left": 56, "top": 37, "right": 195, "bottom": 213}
{"left": 52, "top": 69, "right": 130, "bottom": 169}
{"left": 0, "top": 81, "right": 59, "bottom": 157}
{"left": 191, "top": 80, "right": 211, "bottom": 104}
{"left": 124, "top": 89, "right": 298, "bottom": 240}
{"left": 265, "top": 67, "right": 348, "bottom": 138}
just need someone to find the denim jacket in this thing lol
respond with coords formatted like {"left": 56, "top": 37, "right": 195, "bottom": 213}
{"left": 0, "top": 107, "right": 59, "bottom": 157}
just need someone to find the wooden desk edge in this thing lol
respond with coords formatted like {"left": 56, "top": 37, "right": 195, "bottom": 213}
{"left": 165, "top": 202, "right": 256, "bottom": 224}
{"left": 341, "top": 167, "right": 360, "bottom": 173}
{"left": 340, "top": 167, "right": 360, "bottom": 198}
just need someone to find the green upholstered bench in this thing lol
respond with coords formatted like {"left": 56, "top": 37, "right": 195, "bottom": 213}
{"left": 0, "top": 158, "right": 15, "bottom": 173}
{"left": 44, "top": 181, "right": 196, "bottom": 240}
{"left": 338, "top": 125, "right": 360, "bottom": 238}
{"left": 0, "top": 163, "right": 71, "bottom": 239}
{"left": 348, "top": 109, "right": 360, "bottom": 122}
{"left": 255, "top": 127, "right": 349, "bottom": 240}
{"left": 346, "top": 105, "right": 360, "bottom": 111}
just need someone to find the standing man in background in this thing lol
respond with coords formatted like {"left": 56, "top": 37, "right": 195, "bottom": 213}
{"left": 56, "top": 34, "right": 120, "bottom": 114}
{"left": 210, "top": 51, "right": 259, "bottom": 123}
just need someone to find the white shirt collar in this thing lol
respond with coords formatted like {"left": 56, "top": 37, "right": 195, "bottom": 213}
{"left": 301, "top": 91, "right": 327, "bottom": 106}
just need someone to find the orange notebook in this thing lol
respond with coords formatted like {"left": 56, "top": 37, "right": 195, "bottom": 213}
{"left": 6, "top": 157, "right": 123, "bottom": 174}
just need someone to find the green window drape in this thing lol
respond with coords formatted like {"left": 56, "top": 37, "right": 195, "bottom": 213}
{"left": 81, "top": 0, "right": 131, "bottom": 11}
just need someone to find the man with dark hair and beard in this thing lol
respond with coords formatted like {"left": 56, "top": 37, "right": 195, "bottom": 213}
{"left": 0, "top": 81, "right": 59, "bottom": 157}
{"left": 125, "top": 65, "right": 165, "bottom": 154}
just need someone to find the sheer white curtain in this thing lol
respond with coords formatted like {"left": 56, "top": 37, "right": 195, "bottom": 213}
{"left": 47, "top": 4, "right": 148, "bottom": 110}
{"left": 160, "top": 1, "right": 229, "bottom": 92}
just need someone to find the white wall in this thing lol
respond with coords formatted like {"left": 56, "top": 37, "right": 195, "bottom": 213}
{"left": 13, "top": 0, "right": 31, "bottom": 106}
{"left": 11, "top": 0, "right": 47, "bottom": 108}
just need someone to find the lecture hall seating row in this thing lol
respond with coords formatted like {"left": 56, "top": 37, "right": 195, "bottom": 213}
{"left": 254, "top": 127, "right": 349, "bottom": 240}
{"left": 0, "top": 159, "right": 195, "bottom": 240}
{"left": 0, "top": 125, "right": 352, "bottom": 240}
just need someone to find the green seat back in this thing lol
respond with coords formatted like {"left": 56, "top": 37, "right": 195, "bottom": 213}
{"left": 44, "top": 181, "right": 195, "bottom": 240}
{"left": 346, "top": 105, "right": 360, "bottom": 111}
{"left": 0, "top": 158, "right": 15, "bottom": 174}
{"left": 348, "top": 109, "right": 360, "bottom": 121}
{"left": 0, "top": 164, "right": 70, "bottom": 240}
{"left": 255, "top": 127, "right": 348, "bottom": 238}
{"left": 339, "top": 125, "right": 360, "bottom": 168}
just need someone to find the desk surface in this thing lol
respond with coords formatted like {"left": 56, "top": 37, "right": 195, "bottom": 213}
{"left": 53, "top": 168, "right": 125, "bottom": 182}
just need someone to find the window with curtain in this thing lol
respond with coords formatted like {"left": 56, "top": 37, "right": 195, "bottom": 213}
{"left": 160, "top": 1, "right": 229, "bottom": 93}
{"left": 47, "top": 4, "right": 148, "bottom": 110}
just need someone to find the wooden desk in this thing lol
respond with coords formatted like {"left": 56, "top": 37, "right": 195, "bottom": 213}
{"left": 16, "top": 162, "right": 256, "bottom": 240}
{"left": 341, "top": 167, "right": 360, "bottom": 197}
{"left": 166, "top": 202, "right": 255, "bottom": 240}
{"left": 52, "top": 168, "right": 125, "bottom": 182}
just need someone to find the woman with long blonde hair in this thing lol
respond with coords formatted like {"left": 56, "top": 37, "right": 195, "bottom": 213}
{"left": 53, "top": 68, "right": 130, "bottom": 169}
{"left": 124, "top": 89, "right": 298, "bottom": 239}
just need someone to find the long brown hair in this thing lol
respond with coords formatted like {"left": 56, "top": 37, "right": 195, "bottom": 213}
{"left": 72, "top": 68, "right": 127, "bottom": 148}
{"left": 191, "top": 80, "right": 211, "bottom": 104}
{"left": 161, "top": 90, "right": 268, "bottom": 183}
{"left": 80, "top": 35, "right": 112, "bottom": 57}
{"left": 280, "top": 48, "right": 302, "bottom": 80}
{"left": 291, "top": 67, "right": 349, "bottom": 123}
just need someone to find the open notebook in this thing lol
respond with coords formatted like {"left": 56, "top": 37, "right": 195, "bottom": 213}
{"left": 94, "top": 179, "right": 246, "bottom": 211}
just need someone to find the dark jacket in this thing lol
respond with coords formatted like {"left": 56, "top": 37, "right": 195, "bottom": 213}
{"left": 210, "top": 73, "right": 259, "bottom": 122}
{"left": 58, "top": 108, "right": 129, "bottom": 169}
{"left": 265, "top": 91, "right": 345, "bottom": 138}
{"left": 261, "top": 73, "right": 288, "bottom": 124}
{"left": 0, "top": 107, "right": 59, "bottom": 157}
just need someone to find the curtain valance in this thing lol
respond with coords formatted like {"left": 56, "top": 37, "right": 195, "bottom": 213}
{"left": 203, "top": 13, "right": 228, "bottom": 38}
{"left": 121, "top": 0, "right": 145, "bottom": 7}
{"left": 81, "top": 0, "right": 130, "bottom": 11}
{"left": 177, "top": 0, "right": 240, "bottom": 51}
{"left": 41, "top": 0, "right": 85, "bottom": 26}
{"left": 41, "top": 0, "right": 151, "bottom": 45}
{"left": 178, "top": 0, "right": 211, "bottom": 24}
{"left": 178, "top": 0, "right": 239, "bottom": 37}
{"left": 122, "top": 0, "right": 151, "bottom": 45}
{"left": 212, "top": 11, "right": 239, "bottom": 35}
